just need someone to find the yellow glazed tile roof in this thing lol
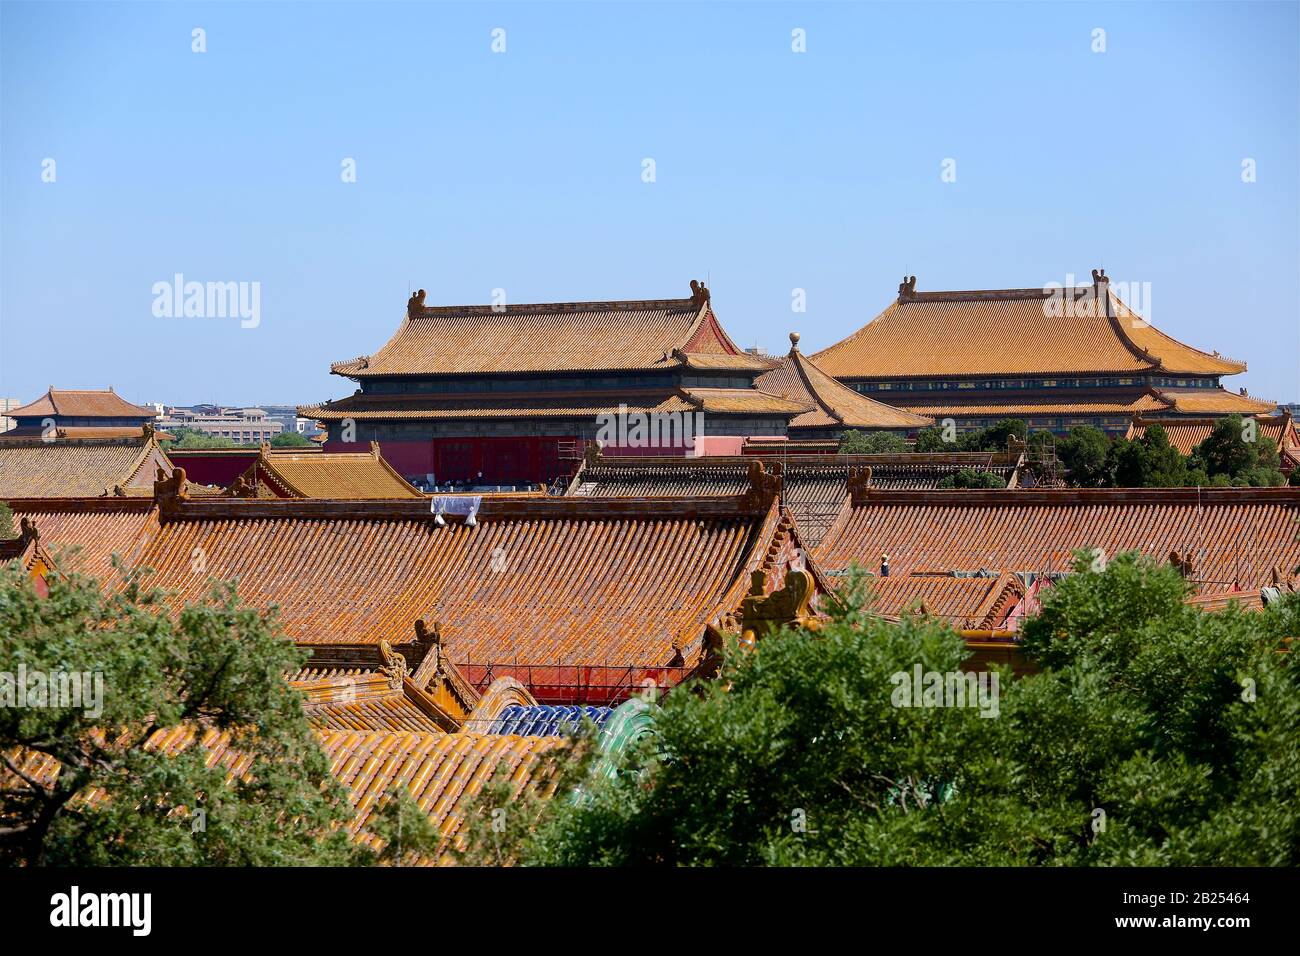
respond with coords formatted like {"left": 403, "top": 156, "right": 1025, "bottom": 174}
{"left": 231, "top": 443, "right": 423, "bottom": 499}
{"left": 330, "top": 287, "right": 770, "bottom": 378}
{"left": 813, "top": 282, "right": 1246, "bottom": 379}
{"left": 0, "top": 432, "right": 171, "bottom": 498}
{"left": 756, "top": 337, "right": 932, "bottom": 429}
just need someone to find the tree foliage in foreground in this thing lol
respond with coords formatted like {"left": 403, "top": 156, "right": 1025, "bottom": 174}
{"left": 484, "top": 555, "right": 1300, "bottom": 865}
{"left": 0, "top": 561, "right": 404, "bottom": 866}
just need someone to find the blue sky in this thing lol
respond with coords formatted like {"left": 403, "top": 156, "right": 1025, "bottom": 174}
{"left": 2, "top": 1, "right": 1297, "bottom": 407}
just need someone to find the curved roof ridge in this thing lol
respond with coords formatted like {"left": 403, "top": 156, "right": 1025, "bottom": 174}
{"left": 758, "top": 340, "right": 932, "bottom": 429}
{"left": 410, "top": 296, "right": 697, "bottom": 317}
{"left": 1108, "top": 293, "right": 1247, "bottom": 373}
{"left": 813, "top": 277, "right": 1247, "bottom": 379}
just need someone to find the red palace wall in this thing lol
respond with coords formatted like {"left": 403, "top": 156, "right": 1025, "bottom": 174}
{"left": 327, "top": 436, "right": 573, "bottom": 485}
{"left": 333, "top": 433, "right": 751, "bottom": 485}
{"left": 165, "top": 450, "right": 260, "bottom": 487}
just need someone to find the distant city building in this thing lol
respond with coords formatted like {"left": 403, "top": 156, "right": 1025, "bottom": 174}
{"left": 1, "top": 398, "right": 21, "bottom": 433}
{"left": 158, "top": 406, "right": 283, "bottom": 443}
{"left": 3, "top": 387, "right": 157, "bottom": 438}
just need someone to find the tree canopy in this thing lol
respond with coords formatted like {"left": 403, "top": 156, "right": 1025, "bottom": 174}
{"left": 473, "top": 556, "right": 1300, "bottom": 866}
{"left": 161, "top": 427, "right": 238, "bottom": 449}
{"left": 837, "top": 430, "right": 908, "bottom": 454}
{"left": 1054, "top": 417, "right": 1286, "bottom": 488}
{"left": 0, "top": 561, "right": 372, "bottom": 866}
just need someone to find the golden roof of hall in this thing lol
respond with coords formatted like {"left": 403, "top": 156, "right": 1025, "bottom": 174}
{"left": 0, "top": 428, "right": 173, "bottom": 499}
{"left": 329, "top": 281, "right": 774, "bottom": 378}
{"left": 755, "top": 333, "right": 932, "bottom": 430}
{"left": 6, "top": 387, "right": 157, "bottom": 420}
{"left": 813, "top": 273, "right": 1248, "bottom": 380}
{"left": 224, "top": 441, "right": 423, "bottom": 499}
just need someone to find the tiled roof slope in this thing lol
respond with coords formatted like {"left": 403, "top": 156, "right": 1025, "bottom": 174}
{"left": 229, "top": 443, "right": 423, "bottom": 499}
{"left": 1156, "top": 389, "right": 1275, "bottom": 415}
{"left": 4, "top": 726, "right": 564, "bottom": 865}
{"left": 889, "top": 392, "right": 1169, "bottom": 419}
{"left": 331, "top": 285, "right": 771, "bottom": 378}
{"left": 567, "top": 452, "right": 1023, "bottom": 545}
{"left": 861, "top": 572, "right": 1025, "bottom": 629}
{"left": 887, "top": 387, "right": 1274, "bottom": 420}
{"left": 813, "top": 280, "right": 1246, "bottom": 379}
{"left": 7, "top": 387, "right": 156, "bottom": 419}
{"left": 328, "top": 730, "right": 566, "bottom": 863}
{"left": 814, "top": 487, "right": 1300, "bottom": 595}
{"left": 4, "top": 499, "right": 159, "bottom": 581}
{"left": 0, "top": 431, "right": 172, "bottom": 498}
{"left": 129, "top": 475, "right": 797, "bottom": 670}
{"left": 298, "top": 676, "right": 445, "bottom": 733}
{"left": 754, "top": 335, "right": 932, "bottom": 430}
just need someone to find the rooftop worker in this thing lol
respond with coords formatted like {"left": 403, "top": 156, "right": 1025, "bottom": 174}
{"left": 881, "top": 553, "right": 890, "bottom": 577}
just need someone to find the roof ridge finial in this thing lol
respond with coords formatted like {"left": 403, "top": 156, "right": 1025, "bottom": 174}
{"left": 789, "top": 331, "right": 801, "bottom": 352}
{"left": 897, "top": 275, "right": 917, "bottom": 300}
{"left": 407, "top": 288, "right": 427, "bottom": 316}
{"left": 689, "top": 279, "right": 711, "bottom": 309}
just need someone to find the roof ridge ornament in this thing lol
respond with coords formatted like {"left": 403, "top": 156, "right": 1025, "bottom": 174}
{"left": 897, "top": 275, "right": 917, "bottom": 300}
{"left": 847, "top": 464, "right": 873, "bottom": 498}
{"left": 378, "top": 639, "right": 409, "bottom": 689}
{"left": 741, "top": 460, "right": 782, "bottom": 510}
{"left": 407, "top": 288, "right": 427, "bottom": 316}
{"left": 689, "top": 279, "right": 711, "bottom": 309}
{"left": 154, "top": 465, "right": 189, "bottom": 506}
{"left": 738, "top": 568, "right": 820, "bottom": 641}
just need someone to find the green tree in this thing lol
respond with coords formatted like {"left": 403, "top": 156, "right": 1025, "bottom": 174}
{"left": 1190, "top": 415, "right": 1285, "bottom": 487}
{"left": 0, "top": 562, "right": 361, "bottom": 866}
{"left": 1109, "top": 424, "right": 1188, "bottom": 488}
{"left": 482, "top": 558, "right": 1300, "bottom": 866}
{"left": 838, "top": 430, "right": 908, "bottom": 454}
{"left": 912, "top": 426, "right": 952, "bottom": 452}
{"left": 1057, "top": 426, "right": 1112, "bottom": 487}
{"left": 935, "top": 468, "right": 1006, "bottom": 489}
{"left": 270, "top": 431, "right": 313, "bottom": 448}
{"left": 0, "top": 501, "right": 14, "bottom": 540}
{"left": 162, "top": 427, "right": 237, "bottom": 449}
{"left": 1193, "top": 414, "right": 1257, "bottom": 479}
{"left": 965, "top": 418, "right": 1027, "bottom": 452}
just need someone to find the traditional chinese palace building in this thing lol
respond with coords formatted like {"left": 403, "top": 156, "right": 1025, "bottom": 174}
{"left": 301, "top": 283, "right": 817, "bottom": 485}
{"left": 3, "top": 387, "right": 157, "bottom": 438}
{"left": 813, "top": 271, "right": 1276, "bottom": 434}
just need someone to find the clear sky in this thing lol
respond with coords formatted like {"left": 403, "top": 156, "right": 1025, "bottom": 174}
{"left": 2, "top": 1, "right": 1297, "bottom": 408}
